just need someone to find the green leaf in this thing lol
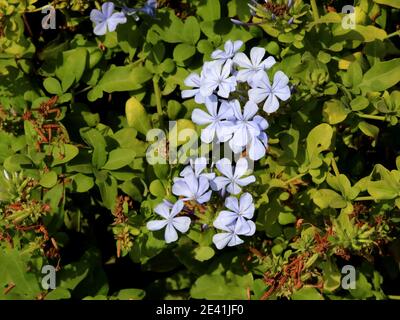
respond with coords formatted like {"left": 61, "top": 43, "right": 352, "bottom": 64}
{"left": 191, "top": 273, "right": 253, "bottom": 300}
{"left": 113, "top": 288, "right": 145, "bottom": 300}
{"left": 39, "top": 171, "right": 58, "bottom": 188}
{"left": 43, "top": 77, "right": 63, "bottom": 95}
{"left": 306, "top": 123, "right": 333, "bottom": 161}
{"left": 193, "top": 246, "right": 215, "bottom": 262}
{"left": 52, "top": 144, "right": 79, "bottom": 166}
{"left": 173, "top": 43, "right": 196, "bottom": 63}
{"left": 0, "top": 248, "right": 41, "bottom": 300}
{"left": 55, "top": 48, "right": 88, "bottom": 92}
{"left": 197, "top": 0, "right": 221, "bottom": 21}
{"left": 183, "top": 17, "right": 201, "bottom": 45}
{"left": 373, "top": 0, "right": 400, "bottom": 8}
{"left": 97, "top": 174, "right": 118, "bottom": 210}
{"left": 313, "top": 189, "right": 348, "bottom": 209}
{"left": 323, "top": 100, "right": 349, "bottom": 124}
{"left": 278, "top": 212, "right": 297, "bottom": 225}
{"left": 358, "top": 121, "right": 379, "bottom": 140}
{"left": 359, "top": 58, "right": 400, "bottom": 92}
{"left": 291, "top": 287, "right": 324, "bottom": 300}
{"left": 125, "top": 97, "right": 152, "bottom": 135}
{"left": 72, "top": 173, "right": 94, "bottom": 193}
{"left": 102, "top": 148, "right": 136, "bottom": 170}
{"left": 96, "top": 65, "right": 152, "bottom": 94}
{"left": 149, "top": 179, "right": 166, "bottom": 197}
{"left": 80, "top": 128, "right": 107, "bottom": 169}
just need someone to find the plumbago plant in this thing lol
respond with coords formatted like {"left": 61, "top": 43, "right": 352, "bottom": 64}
{"left": 0, "top": 0, "right": 400, "bottom": 300}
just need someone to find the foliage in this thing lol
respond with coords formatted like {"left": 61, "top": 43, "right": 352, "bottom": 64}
{"left": 0, "top": 0, "right": 400, "bottom": 300}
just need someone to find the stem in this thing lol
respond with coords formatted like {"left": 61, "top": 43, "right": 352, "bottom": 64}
{"left": 387, "top": 30, "right": 400, "bottom": 39}
{"left": 284, "top": 173, "right": 306, "bottom": 185}
{"left": 356, "top": 113, "right": 386, "bottom": 121}
{"left": 310, "top": 0, "right": 320, "bottom": 21}
{"left": 331, "top": 157, "right": 340, "bottom": 177}
{"left": 354, "top": 196, "right": 376, "bottom": 201}
{"left": 153, "top": 76, "right": 163, "bottom": 118}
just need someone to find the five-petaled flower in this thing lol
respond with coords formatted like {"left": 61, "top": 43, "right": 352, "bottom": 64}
{"left": 213, "top": 158, "right": 255, "bottom": 195}
{"left": 212, "top": 215, "right": 255, "bottom": 249}
{"left": 172, "top": 173, "right": 212, "bottom": 204}
{"left": 211, "top": 40, "right": 243, "bottom": 62}
{"left": 214, "top": 193, "right": 255, "bottom": 235}
{"left": 249, "top": 70, "right": 291, "bottom": 114}
{"left": 192, "top": 95, "right": 235, "bottom": 143}
{"left": 228, "top": 100, "right": 267, "bottom": 154}
{"left": 90, "top": 2, "right": 127, "bottom": 36}
{"left": 233, "top": 47, "right": 276, "bottom": 84}
{"left": 180, "top": 157, "right": 216, "bottom": 181}
{"left": 200, "top": 60, "right": 237, "bottom": 99}
{"left": 147, "top": 200, "right": 191, "bottom": 243}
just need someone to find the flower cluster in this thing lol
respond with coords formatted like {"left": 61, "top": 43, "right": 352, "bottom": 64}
{"left": 183, "top": 40, "right": 290, "bottom": 161}
{"left": 90, "top": 1, "right": 156, "bottom": 36}
{"left": 146, "top": 156, "right": 256, "bottom": 249}
{"left": 147, "top": 40, "right": 291, "bottom": 250}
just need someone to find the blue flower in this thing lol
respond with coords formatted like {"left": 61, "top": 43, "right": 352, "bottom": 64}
{"left": 200, "top": 60, "right": 237, "bottom": 99}
{"left": 212, "top": 215, "right": 255, "bottom": 249}
{"left": 249, "top": 70, "right": 291, "bottom": 114}
{"left": 147, "top": 200, "right": 191, "bottom": 243}
{"left": 180, "top": 157, "right": 216, "bottom": 181}
{"left": 233, "top": 47, "right": 276, "bottom": 84}
{"left": 139, "top": 0, "right": 157, "bottom": 16}
{"left": 213, "top": 193, "right": 255, "bottom": 235}
{"left": 191, "top": 95, "right": 235, "bottom": 143}
{"left": 90, "top": 2, "right": 127, "bottom": 36}
{"left": 182, "top": 72, "right": 207, "bottom": 104}
{"left": 228, "top": 100, "right": 267, "bottom": 154}
{"left": 213, "top": 158, "right": 255, "bottom": 195}
{"left": 211, "top": 40, "right": 243, "bottom": 62}
{"left": 172, "top": 173, "right": 212, "bottom": 204}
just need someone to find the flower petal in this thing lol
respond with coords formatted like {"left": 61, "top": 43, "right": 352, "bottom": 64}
{"left": 234, "top": 157, "right": 249, "bottom": 178}
{"left": 172, "top": 216, "right": 191, "bottom": 233}
{"left": 164, "top": 223, "right": 178, "bottom": 243}
{"left": 216, "top": 158, "right": 233, "bottom": 178}
{"left": 225, "top": 196, "right": 240, "bottom": 213}
{"left": 213, "top": 232, "right": 233, "bottom": 249}
{"left": 107, "top": 12, "right": 127, "bottom": 32}
{"left": 154, "top": 202, "right": 171, "bottom": 219}
{"left": 192, "top": 108, "right": 213, "bottom": 125}
{"left": 250, "top": 47, "right": 265, "bottom": 67}
{"left": 147, "top": 219, "right": 168, "bottom": 231}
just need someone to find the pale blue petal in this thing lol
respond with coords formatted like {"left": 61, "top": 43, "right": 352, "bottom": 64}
{"left": 201, "top": 123, "right": 217, "bottom": 143}
{"left": 170, "top": 200, "right": 184, "bottom": 217}
{"left": 216, "top": 158, "right": 233, "bottom": 178}
{"left": 164, "top": 223, "right": 178, "bottom": 243}
{"left": 196, "top": 190, "right": 212, "bottom": 204}
{"left": 234, "top": 157, "right": 249, "bottom": 178}
{"left": 263, "top": 93, "right": 280, "bottom": 114}
{"left": 248, "top": 88, "right": 267, "bottom": 103}
{"left": 233, "top": 52, "right": 252, "bottom": 69}
{"left": 107, "top": 12, "right": 127, "bottom": 32}
{"left": 213, "top": 232, "right": 234, "bottom": 249}
{"left": 227, "top": 182, "right": 241, "bottom": 195}
{"left": 154, "top": 202, "right": 171, "bottom": 219}
{"left": 227, "top": 234, "right": 244, "bottom": 247}
{"left": 102, "top": 2, "right": 115, "bottom": 18}
{"left": 236, "top": 175, "right": 256, "bottom": 186}
{"left": 172, "top": 180, "right": 193, "bottom": 198}
{"left": 214, "top": 210, "right": 238, "bottom": 226}
{"left": 225, "top": 196, "right": 240, "bottom": 213}
{"left": 93, "top": 21, "right": 108, "bottom": 35}
{"left": 250, "top": 47, "right": 265, "bottom": 66}
{"left": 147, "top": 219, "right": 168, "bottom": 231}
{"left": 213, "top": 176, "right": 231, "bottom": 191}
{"left": 90, "top": 9, "right": 105, "bottom": 24}
{"left": 172, "top": 216, "right": 191, "bottom": 233}
{"left": 192, "top": 108, "right": 213, "bottom": 125}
